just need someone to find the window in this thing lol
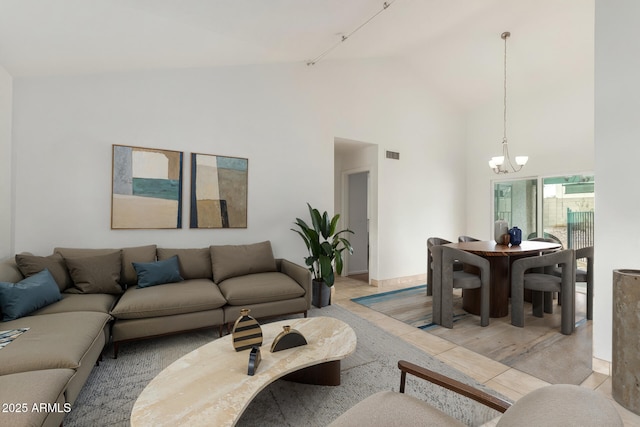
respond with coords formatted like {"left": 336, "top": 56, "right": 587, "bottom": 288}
{"left": 542, "top": 175, "right": 594, "bottom": 249}
{"left": 493, "top": 174, "right": 594, "bottom": 249}
{"left": 494, "top": 179, "right": 538, "bottom": 240}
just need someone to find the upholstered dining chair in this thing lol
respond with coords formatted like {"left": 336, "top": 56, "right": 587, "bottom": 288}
{"left": 458, "top": 235, "right": 480, "bottom": 242}
{"left": 426, "top": 237, "right": 462, "bottom": 296}
{"left": 552, "top": 245, "right": 594, "bottom": 320}
{"left": 431, "top": 246, "right": 490, "bottom": 328}
{"left": 526, "top": 236, "right": 564, "bottom": 313}
{"left": 527, "top": 236, "right": 563, "bottom": 250}
{"left": 511, "top": 249, "right": 576, "bottom": 335}
{"left": 329, "top": 360, "right": 623, "bottom": 427}
{"left": 526, "top": 232, "right": 563, "bottom": 247}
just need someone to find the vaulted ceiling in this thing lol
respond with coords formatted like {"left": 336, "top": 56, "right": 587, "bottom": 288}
{"left": 0, "top": 0, "right": 593, "bottom": 110}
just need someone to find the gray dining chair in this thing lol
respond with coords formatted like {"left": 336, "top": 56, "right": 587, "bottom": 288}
{"left": 511, "top": 249, "right": 576, "bottom": 335}
{"left": 426, "top": 237, "right": 462, "bottom": 296}
{"left": 526, "top": 236, "right": 563, "bottom": 312}
{"left": 526, "top": 232, "right": 563, "bottom": 247}
{"left": 552, "top": 245, "right": 594, "bottom": 320}
{"left": 431, "top": 246, "right": 490, "bottom": 328}
{"left": 458, "top": 235, "right": 480, "bottom": 242}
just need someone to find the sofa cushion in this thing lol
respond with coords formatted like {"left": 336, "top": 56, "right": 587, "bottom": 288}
{"left": 0, "top": 369, "right": 74, "bottom": 427}
{"left": 328, "top": 390, "right": 466, "bottom": 427}
{"left": 33, "top": 293, "right": 118, "bottom": 315}
{"left": 0, "top": 258, "right": 24, "bottom": 284}
{"left": 14, "top": 252, "right": 73, "bottom": 291}
{"left": 133, "top": 256, "right": 183, "bottom": 288}
{"left": 210, "top": 241, "right": 277, "bottom": 283}
{"left": 64, "top": 252, "right": 123, "bottom": 294}
{"left": 218, "top": 272, "right": 304, "bottom": 306}
{"left": 0, "top": 269, "right": 62, "bottom": 321}
{"left": 0, "top": 311, "right": 112, "bottom": 375}
{"left": 110, "top": 279, "right": 226, "bottom": 319}
{"left": 157, "top": 248, "right": 212, "bottom": 280}
{"left": 54, "top": 245, "right": 157, "bottom": 287}
{"left": 496, "top": 384, "right": 623, "bottom": 426}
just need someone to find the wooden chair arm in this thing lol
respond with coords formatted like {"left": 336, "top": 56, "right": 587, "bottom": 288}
{"left": 398, "top": 360, "right": 511, "bottom": 413}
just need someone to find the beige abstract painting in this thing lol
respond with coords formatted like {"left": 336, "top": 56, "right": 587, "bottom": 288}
{"left": 112, "top": 145, "right": 183, "bottom": 229}
{"left": 190, "top": 153, "right": 247, "bottom": 228}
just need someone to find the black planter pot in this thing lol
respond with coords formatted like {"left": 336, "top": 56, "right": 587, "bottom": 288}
{"left": 312, "top": 280, "right": 332, "bottom": 308}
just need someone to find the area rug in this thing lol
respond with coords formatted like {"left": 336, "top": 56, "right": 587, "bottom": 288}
{"left": 352, "top": 285, "right": 592, "bottom": 385}
{"left": 350, "top": 284, "right": 469, "bottom": 329}
{"left": 64, "top": 305, "right": 505, "bottom": 427}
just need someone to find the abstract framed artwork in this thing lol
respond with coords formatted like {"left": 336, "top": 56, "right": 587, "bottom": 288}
{"left": 190, "top": 153, "right": 248, "bottom": 228}
{"left": 111, "top": 145, "right": 183, "bottom": 229}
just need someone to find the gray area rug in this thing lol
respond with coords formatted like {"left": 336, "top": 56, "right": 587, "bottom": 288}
{"left": 65, "top": 305, "right": 506, "bottom": 426}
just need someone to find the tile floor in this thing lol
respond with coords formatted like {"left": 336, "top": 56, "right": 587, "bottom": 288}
{"left": 333, "top": 275, "right": 640, "bottom": 426}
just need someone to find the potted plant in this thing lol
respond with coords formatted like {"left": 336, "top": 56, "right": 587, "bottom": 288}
{"left": 291, "top": 203, "right": 354, "bottom": 308}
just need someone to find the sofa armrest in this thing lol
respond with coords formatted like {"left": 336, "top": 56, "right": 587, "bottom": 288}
{"left": 277, "top": 259, "right": 312, "bottom": 308}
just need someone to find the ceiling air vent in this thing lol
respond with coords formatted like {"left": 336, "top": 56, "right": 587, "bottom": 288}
{"left": 386, "top": 151, "right": 400, "bottom": 160}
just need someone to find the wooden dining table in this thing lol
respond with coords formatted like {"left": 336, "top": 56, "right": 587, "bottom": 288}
{"left": 443, "top": 240, "right": 561, "bottom": 318}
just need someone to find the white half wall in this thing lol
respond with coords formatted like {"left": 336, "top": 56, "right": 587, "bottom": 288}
{"left": 0, "top": 65, "right": 12, "bottom": 260}
{"left": 11, "top": 58, "right": 465, "bottom": 281}
{"left": 593, "top": 0, "right": 640, "bottom": 362}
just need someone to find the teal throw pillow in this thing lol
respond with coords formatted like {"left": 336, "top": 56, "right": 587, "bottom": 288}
{"left": 133, "top": 256, "right": 183, "bottom": 288}
{"left": 0, "top": 269, "right": 62, "bottom": 321}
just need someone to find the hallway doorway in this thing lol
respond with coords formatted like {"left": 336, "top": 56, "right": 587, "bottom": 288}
{"left": 346, "top": 171, "right": 369, "bottom": 278}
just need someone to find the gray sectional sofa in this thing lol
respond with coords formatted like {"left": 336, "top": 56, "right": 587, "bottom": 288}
{"left": 0, "top": 240, "right": 310, "bottom": 427}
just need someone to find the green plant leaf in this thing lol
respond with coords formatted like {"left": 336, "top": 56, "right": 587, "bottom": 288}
{"left": 292, "top": 203, "right": 354, "bottom": 288}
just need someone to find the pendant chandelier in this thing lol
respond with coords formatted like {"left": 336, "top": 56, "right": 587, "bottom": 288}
{"left": 488, "top": 31, "right": 528, "bottom": 174}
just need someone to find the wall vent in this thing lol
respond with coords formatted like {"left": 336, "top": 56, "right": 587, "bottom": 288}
{"left": 386, "top": 151, "right": 400, "bottom": 160}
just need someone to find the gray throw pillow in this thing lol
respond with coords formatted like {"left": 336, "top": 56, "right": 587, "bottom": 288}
{"left": 14, "top": 253, "right": 73, "bottom": 291}
{"left": 64, "top": 251, "right": 123, "bottom": 294}
{"left": 210, "top": 241, "right": 277, "bottom": 283}
{"left": 157, "top": 248, "right": 212, "bottom": 280}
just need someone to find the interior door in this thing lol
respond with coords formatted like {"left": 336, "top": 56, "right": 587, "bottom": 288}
{"left": 347, "top": 171, "right": 369, "bottom": 275}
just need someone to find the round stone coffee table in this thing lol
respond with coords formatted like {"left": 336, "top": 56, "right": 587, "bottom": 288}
{"left": 131, "top": 316, "right": 356, "bottom": 426}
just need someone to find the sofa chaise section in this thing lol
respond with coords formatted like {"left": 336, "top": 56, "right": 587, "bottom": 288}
{"left": 0, "top": 369, "right": 75, "bottom": 427}
{"left": 0, "top": 311, "right": 112, "bottom": 404}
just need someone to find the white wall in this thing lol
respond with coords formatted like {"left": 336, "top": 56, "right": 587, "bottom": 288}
{"left": 326, "top": 58, "right": 467, "bottom": 281}
{"left": 0, "top": 66, "right": 12, "bottom": 260}
{"left": 593, "top": 0, "right": 640, "bottom": 361}
{"left": 12, "top": 58, "right": 465, "bottom": 281}
{"left": 12, "top": 65, "right": 333, "bottom": 261}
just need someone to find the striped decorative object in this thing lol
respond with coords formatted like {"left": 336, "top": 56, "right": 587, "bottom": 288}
{"left": 231, "top": 309, "right": 263, "bottom": 351}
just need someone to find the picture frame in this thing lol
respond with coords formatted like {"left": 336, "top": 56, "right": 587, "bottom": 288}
{"left": 111, "top": 144, "right": 183, "bottom": 229}
{"left": 190, "top": 153, "right": 248, "bottom": 228}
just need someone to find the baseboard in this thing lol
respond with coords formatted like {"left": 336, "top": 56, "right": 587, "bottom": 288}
{"left": 370, "top": 273, "right": 426, "bottom": 288}
{"left": 592, "top": 357, "right": 611, "bottom": 376}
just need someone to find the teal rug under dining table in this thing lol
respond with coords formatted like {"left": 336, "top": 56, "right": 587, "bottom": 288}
{"left": 351, "top": 284, "right": 468, "bottom": 330}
